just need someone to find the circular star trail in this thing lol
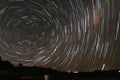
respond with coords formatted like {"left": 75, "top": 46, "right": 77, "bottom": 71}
{"left": 0, "top": 0, "right": 120, "bottom": 72}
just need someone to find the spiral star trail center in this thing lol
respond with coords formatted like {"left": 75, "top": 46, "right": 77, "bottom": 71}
{"left": 0, "top": 0, "right": 120, "bottom": 72}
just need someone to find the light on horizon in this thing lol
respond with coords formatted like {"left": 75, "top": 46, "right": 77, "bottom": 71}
{"left": 101, "top": 64, "right": 105, "bottom": 71}
{"left": 119, "top": 70, "right": 120, "bottom": 73}
{"left": 67, "top": 70, "right": 71, "bottom": 73}
{"left": 44, "top": 74, "right": 49, "bottom": 80}
{"left": 73, "top": 71, "right": 78, "bottom": 73}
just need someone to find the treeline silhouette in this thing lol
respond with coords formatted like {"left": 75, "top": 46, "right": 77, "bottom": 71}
{"left": 0, "top": 56, "right": 120, "bottom": 80}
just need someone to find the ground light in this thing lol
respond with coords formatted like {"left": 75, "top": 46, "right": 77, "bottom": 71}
{"left": 119, "top": 70, "right": 120, "bottom": 73}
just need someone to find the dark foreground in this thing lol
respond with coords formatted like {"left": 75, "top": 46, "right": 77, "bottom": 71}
{"left": 0, "top": 59, "right": 120, "bottom": 80}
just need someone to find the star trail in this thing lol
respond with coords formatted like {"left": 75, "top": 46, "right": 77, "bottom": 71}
{"left": 0, "top": 0, "right": 120, "bottom": 72}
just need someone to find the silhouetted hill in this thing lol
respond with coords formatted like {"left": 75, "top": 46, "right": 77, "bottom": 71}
{"left": 0, "top": 58, "right": 120, "bottom": 80}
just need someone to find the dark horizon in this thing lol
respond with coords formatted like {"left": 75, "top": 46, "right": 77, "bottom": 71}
{"left": 0, "top": 57, "right": 120, "bottom": 80}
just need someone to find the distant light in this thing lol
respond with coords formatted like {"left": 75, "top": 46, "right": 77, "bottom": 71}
{"left": 101, "top": 64, "right": 105, "bottom": 71}
{"left": 44, "top": 74, "right": 49, "bottom": 80}
{"left": 73, "top": 71, "right": 78, "bottom": 73}
{"left": 67, "top": 70, "right": 71, "bottom": 73}
{"left": 119, "top": 70, "right": 120, "bottom": 73}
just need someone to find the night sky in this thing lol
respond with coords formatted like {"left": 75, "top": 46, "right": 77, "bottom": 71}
{"left": 0, "top": 0, "right": 120, "bottom": 72}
